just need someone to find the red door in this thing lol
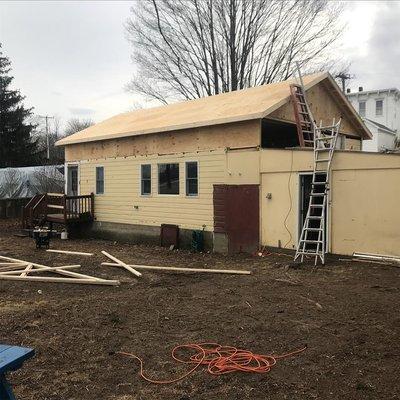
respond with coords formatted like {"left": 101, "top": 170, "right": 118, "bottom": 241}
{"left": 213, "top": 184, "right": 259, "bottom": 253}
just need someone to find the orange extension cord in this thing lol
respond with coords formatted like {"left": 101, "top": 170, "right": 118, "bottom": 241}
{"left": 117, "top": 342, "right": 307, "bottom": 384}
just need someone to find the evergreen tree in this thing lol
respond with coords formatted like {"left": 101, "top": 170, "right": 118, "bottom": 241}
{"left": 0, "top": 44, "right": 38, "bottom": 167}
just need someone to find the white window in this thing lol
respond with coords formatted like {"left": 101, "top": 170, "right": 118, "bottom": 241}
{"left": 186, "top": 161, "right": 198, "bottom": 196}
{"left": 358, "top": 101, "right": 366, "bottom": 117}
{"left": 376, "top": 99, "right": 383, "bottom": 116}
{"left": 158, "top": 163, "right": 179, "bottom": 195}
{"left": 96, "top": 166, "right": 104, "bottom": 194}
{"left": 141, "top": 164, "right": 151, "bottom": 195}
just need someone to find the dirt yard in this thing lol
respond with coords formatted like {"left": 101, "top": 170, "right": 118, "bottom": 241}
{"left": 0, "top": 220, "right": 399, "bottom": 400}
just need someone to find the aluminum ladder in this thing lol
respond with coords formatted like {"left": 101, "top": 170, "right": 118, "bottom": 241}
{"left": 294, "top": 120, "right": 341, "bottom": 265}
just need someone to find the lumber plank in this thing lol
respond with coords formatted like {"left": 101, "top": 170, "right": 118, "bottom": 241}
{"left": 20, "top": 264, "right": 33, "bottom": 277}
{"left": 32, "top": 264, "right": 104, "bottom": 281}
{"left": 353, "top": 251, "right": 400, "bottom": 260}
{"left": 46, "top": 249, "right": 94, "bottom": 256}
{"left": 101, "top": 251, "right": 142, "bottom": 277}
{"left": 0, "top": 265, "right": 30, "bottom": 273}
{"left": 0, "top": 275, "right": 119, "bottom": 286}
{"left": 47, "top": 205, "right": 64, "bottom": 209}
{"left": 47, "top": 193, "right": 64, "bottom": 197}
{"left": 0, "top": 265, "right": 81, "bottom": 276}
{"left": 353, "top": 252, "right": 400, "bottom": 263}
{"left": 0, "top": 255, "right": 104, "bottom": 281}
{"left": 101, "top": 262, "right": 251, "bottom": 275}
{"left": 0, "top": 262, "right": 27, "bottom": 266}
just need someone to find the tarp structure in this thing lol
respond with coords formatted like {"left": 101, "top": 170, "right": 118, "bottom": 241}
{"left": 0, "top": 165, "right": 64, "bottom": 199}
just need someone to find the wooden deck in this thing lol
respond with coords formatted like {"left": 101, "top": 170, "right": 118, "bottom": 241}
{"left": 22, "top": 193, "right": 94, "bottom": 229}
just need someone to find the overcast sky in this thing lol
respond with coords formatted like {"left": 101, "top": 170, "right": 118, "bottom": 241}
{"left": 0, "top": 0, "right": 399, "bottom": 130}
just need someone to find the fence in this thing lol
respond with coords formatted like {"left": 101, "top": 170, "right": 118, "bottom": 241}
{"left": 0, "top": 198, "right": 30, "bottom": 219}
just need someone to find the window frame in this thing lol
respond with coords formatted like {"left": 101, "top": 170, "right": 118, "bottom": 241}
{"left": 185, "top": 161, "right": 199, "bottom": 197}
{"left": 95, "top": 166, "right": 105, "bottom": 195}
{"left": 140, "top": 164, "right": 152, "bottom": 196}
{"left": 157, "top": 162, "right": 180, "bottom": 196}
{"left": 358, "top": 101, "right": 366, "bottom": 117}
{"left": 375, "top": 99, "right": 383, "bottom": 116}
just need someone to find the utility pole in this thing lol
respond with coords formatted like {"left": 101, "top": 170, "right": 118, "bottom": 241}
{"left": 38, "top": 115, "right": 55, "bottom": 160}
{"left": 335, "top": 72, "right": 353, "bottom": 93}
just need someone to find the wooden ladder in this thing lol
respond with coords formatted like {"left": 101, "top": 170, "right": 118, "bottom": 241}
{"left": 290, "top": 84, "right": 315, "bottom": 147}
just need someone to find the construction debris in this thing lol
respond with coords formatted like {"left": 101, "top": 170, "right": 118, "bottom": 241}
{"left": 102, "top": 261, "right": 251, "bottom": 275}
{"left": 353, "top": 252, "right": 400, "bottom": 264}
{"left": 0, "top": 255, "right": 119, "bottom": 286}
{"left": 101, "top": 251, "right": 142, "bottom": 277}
{"left": 46, "top": 249, "right": 94, "bottom": 256}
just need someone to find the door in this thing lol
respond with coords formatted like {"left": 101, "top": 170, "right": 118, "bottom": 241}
{"left": 67, "top": 166, "right": 78, "bottom": 196}
{"left": 299, "top": 174, "right": 313, "bottom": 232}
{"left": 213, "top": 184, "right": 259, "bottom": 253}
{"left": 299, "top": 174, "right": 328, "bottom": 252}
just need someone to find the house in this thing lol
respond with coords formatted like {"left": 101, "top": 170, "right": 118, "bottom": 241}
{"left": 347, "top": 87, "right": 400, "bottom": 152}
{"left": 55, "top": 72, "right": 400, "bottom": 257}
{"left": 362, "top": 119, "right": 397, "bottom": 152}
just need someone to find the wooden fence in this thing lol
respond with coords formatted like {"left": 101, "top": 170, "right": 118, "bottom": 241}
{"left": 0, "top": 198, "right": 30, "bottom": 219}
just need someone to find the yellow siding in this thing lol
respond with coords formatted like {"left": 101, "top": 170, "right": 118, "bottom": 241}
{"left": 78, "top": 150, "right": 226, "bottom": 231}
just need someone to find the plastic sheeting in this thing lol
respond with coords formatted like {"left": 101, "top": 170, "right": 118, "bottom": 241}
{"left": 0, "top": 165, "right": 64, "bottom": 199}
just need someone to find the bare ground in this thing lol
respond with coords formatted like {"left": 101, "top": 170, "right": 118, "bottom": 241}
{"left": 0, "top": 219, "right": 399, "bottom": 400}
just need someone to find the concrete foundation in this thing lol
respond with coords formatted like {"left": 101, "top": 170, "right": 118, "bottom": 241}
{"left": 70, "top": 221, "right": 214, "bottom": 251}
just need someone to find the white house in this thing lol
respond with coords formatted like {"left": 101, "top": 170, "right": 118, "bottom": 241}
{"left": 346, "top": 87, "right": 400, "bottom": 152}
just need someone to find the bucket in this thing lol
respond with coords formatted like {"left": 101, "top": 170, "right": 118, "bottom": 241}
{"left": 61, "top": 231, "right": 68, "bottom": 240}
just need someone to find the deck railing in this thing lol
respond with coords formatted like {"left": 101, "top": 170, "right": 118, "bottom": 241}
{"left": 22, "top": 193, "right": 94, "bottom": 228}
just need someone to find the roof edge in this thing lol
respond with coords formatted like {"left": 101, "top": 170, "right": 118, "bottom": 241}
{"left": 56, "top": 112, "right": 264, "bottom": 146}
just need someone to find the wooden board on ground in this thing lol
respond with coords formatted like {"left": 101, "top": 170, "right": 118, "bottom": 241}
{"left": 46, "top": 249, "right": 94, "bottom": 256}
{"left": 102, "top": 262, "right": 251, "bottom": 275}
{"left": 0, "top": 255, "right": 119, "bottom": 286}
{"left": 101, "top": 251, "right": 142, "bottom": 277}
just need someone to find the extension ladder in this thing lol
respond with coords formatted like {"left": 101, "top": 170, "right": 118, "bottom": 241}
{"left": 290, "top": 83, "right": 315, "bottom": 147}
{"left": 294, "top": 120, "right": 341, "bottom": 265}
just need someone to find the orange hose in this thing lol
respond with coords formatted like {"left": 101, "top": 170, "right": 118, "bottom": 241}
{"left": 117, "top": 342, "right": 307, "bottom": 384}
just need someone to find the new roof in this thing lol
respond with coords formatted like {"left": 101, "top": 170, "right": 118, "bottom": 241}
{"left": 56, "top": 72, "right": 370, "bottom": 146}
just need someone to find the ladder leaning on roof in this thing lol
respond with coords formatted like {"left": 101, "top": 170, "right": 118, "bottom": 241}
{"left": 294, "top": 119, "right": 341, "bottom": 265}
{"left": 290, "top": 83, "right": 315, "bottom": 147}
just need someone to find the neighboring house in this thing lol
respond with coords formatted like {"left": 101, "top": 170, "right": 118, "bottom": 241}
{"left": 362, "top": 118, "right": 396, "bottom": 152}
{"left": 56, "top": 72, "right": 400, "bottom": 257}
{"left": 347, "top": 87, "right": 400, "bottom": 152}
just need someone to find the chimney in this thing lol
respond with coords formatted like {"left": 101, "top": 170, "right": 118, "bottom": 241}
{"left": 346, "top": 88, "right": 351, "bottom": 94}
{"left": 358, "top": 86, "right": 363, "bottom": 92}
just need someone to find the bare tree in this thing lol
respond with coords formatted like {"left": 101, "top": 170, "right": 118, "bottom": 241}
{"left": 32, "top": 166, "right": 64, "bottom": 194}
{"left": 65, "top": 118, "right": 94, "bottom": 137}
{"left": 0, "top": 169, "right": 23, "bottom": 198}
{"left": 126, "top": 0, "right": 345, "bottom": 103}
